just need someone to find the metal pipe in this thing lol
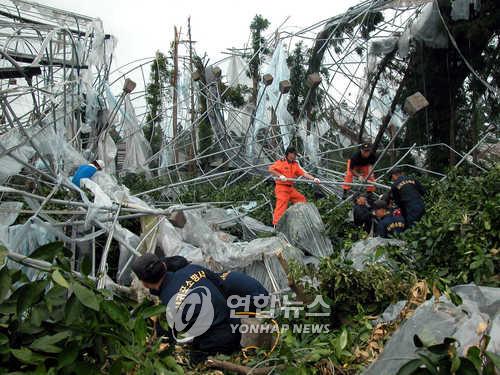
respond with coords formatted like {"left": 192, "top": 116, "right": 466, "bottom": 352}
{"left": 362, "top": 115, "right": 408, "bottom": 185}
{"left": 453, "top": 127, "right": 493, "bottom": 171}
{"left": 377, "top": 143, "right": 416, "bottom": 180}
{"left": 6, "top": 250, "right": 132, "bottom": 295}
{"left": 97, "top": 201, "right": 122, "bottom": 289}
{"left": 275, "top": 177, "right": 390, "bottom": 189}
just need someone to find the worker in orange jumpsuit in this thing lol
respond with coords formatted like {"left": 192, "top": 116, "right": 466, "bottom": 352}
{"left": 342, "top": 142, "right": 377, "bottom": 199}
{"left": 269, "top": 146, "right": 320, "bottom": 225}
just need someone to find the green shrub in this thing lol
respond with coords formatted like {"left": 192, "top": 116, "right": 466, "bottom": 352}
{"left": 400, "top": 166, "right": 500, "bottom": 287}
{"left": 0, "top": 243, "right": 180, "bottom": 375}
{"left": 318, "top": 259, "right": 415, "bottom": 323}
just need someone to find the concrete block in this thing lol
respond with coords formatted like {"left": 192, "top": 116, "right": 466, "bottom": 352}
{"left": 404, "top": 92, "right": 429, "bottom": 116}
{"left": 279, "top": 80, "right": 292, "bottom": 94}
{"left": 262, "top": 74, "right": 273, "bottom": 86}
{"left": 306, "top": 72, "right": 321, "bottom": 88}
{"left": 123, "top": 78, "right": 136, "bottom": 94}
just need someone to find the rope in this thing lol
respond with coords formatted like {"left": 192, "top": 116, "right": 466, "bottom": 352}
{"left": 236, "top": 311, "right": 281, "bottom": 359}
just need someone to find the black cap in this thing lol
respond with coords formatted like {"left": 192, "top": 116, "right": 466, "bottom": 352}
{"left": 360, "top": 143, "right": 372, "bottom": 151}
{"left": 390, "top": 167, "right": 402, "bottom": 176}
{"left": 373, "top": 200, "right": 388, "bottom": 210}
{"left": 285, "top": 146, "right": 297, "bottom": 156}
{"left": 354, "top": 192, "right": 367, "bottom": 200}
{"left": 131, "top": 254, "right": 166, "bottom": 283}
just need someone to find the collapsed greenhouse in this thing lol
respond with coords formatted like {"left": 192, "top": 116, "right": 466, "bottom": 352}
{"left": 0, "top": 0, "right": 498, "bottom": 373}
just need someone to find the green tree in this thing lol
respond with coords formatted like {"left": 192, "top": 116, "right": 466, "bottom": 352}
{"left": 388, "top": 1, "right": 499, "bottom": 171}
{"left": 287, "top": 42, "right": 307, "bottom": 122}
{"left": 193, "top": 55, "right": 215, "bottom": 171}
{"left": 248, "top": 14, "right": 270, "bottom": 104}
{"left": 144, "top": 51, "right": 171, "bottom": 168}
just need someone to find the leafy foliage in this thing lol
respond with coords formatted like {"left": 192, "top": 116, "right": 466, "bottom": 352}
{"left": 287, "top": 42, "right": 308, "bottom": 121}
{"left": 144, "top": 52, "right": 171, "bottom": 159}
{"left": 396, "top": 166, "right": 500, "bottom": 287}
{"left": 397, "top": 335, "right": 499, "bottom": 375}
{"left": 0, "top": 243, "right": 179, "bottom": 375}
{"left": 247, "top": 14, "right": 270, "bottom": 103}
{"left": 220, "top": 83, "right": 251, "bottom": 108}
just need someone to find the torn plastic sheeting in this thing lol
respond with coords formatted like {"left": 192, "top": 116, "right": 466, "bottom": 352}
{"left": 369, "top": 36, "right": 398, "bottom": 57}
{"left": 277, "top": 202, "right": 333, "bottom": 258}
{"left": 202, "top": 207, "right": 238, "bottom": 229}
{"left": 77, "top": 174, "right": 146, "bottom": 284}
{"left": 157, "top": 218, "right": 205, "bottom": 265}
{"left": 397, "top": 27, "right": 411, "bottom": 58}
{"left": 6, "top": 222, "right": 56, "bottom": 281}
{"left": 240, "top": 216, "right": 274, "bottom": 234}
{"left": 160, "top": 211, "right": 300, "bottom": 292}
{"left": 0, "top": 129, "right": 36, "bottom": 184}
{"left": 87, "top": 19, "right": 116, "bottom": 69}
{"left": 36, "top": 118, "right": 88, "bottom": 173}
{"left": 487, "top": 314, "right": 500, "bottom": 354}
{"left": 345, "top": 237, "right": 405, "bottom": 271}
{"left": 409, "top": 2, "right": 448, "bottom": 49}
{"left": 298, "top": 122, "right": 320, "bottom": 166}
{"left": 120, "top": 95, "right": 152, "bottom": 176}
{"left": 116, "top": 223, "right": 142, "bottom": 285}
{"left": 0, "top": 202, "right": 23, "bottom": 226}
{"left": 180, "top": 211, "right": 247, "bottom": 267}
{"left": 451, "top": 0, "right": 480, "bottom": 21}
{"left": 239, "top": 201, "right": 258, "bottom": 211}
{"left": 108, "top": 91, "right": 152, "bottom": 176}
{"left": 33, "top": 218, "right": 106, "bottom": 243}
{"left": 265, "top": 40, "right": 294, "bottom": 150}
{"left": 451, "top": 284, "right": 500, "bottom": 319}
{"left": 216, "top": 231, "right": 237, "bottom": 243}
{"left": 23, "top": 196, "right": 61, "bottom": 226}
{"left": 240, "top": 237, "right": 305, "bottom": 294}
{"left": 90, "top": 172, "right": 151, "bottom": 210}
{"left": 226, "top": 54, "right": 253, "bottom": 88}
{"left": 249, "top": 40, "right": 294, "bottom": 158}
{"left": 373, "top": 300, "right": 407, "bottom": 325}
{"left": 241, "top": 218, "right": 274, "bottom": 241}
{"left": 80, "top": 178, "right": 114, "bottom": 225}
{"left": 226, "top": 103, "right": 253, "bottom": 137}
{"left": 97, "top": 132, "right": 117, "bottom": 175}
{"left": 363, "top": 286, "right": 500, "bottom": 375}
{"left": 247, "top": 87, "right": 272, "bottom": 160}
{"left": 0, "top": 225, "right": 8, "bottom": 248}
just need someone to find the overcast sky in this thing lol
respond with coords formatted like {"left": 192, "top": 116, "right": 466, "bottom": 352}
{"left": 39, "top": 0, "right": 360, "bottom": 68}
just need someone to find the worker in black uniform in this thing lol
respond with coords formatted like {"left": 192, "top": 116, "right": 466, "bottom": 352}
{"left": 390, "top": 167, "right": 426, "bottom": 228}
{"left": 131, "top": 254, "right": 241, "bottom": 364}
{"left": 353, "top": 193, "right": 373, "bottom": 233}
{"left": 342, "top": 142, "right": 377, "bottom": 200}
{"left": 219, "top": 271, "right": 269, "bottom": 314}
{"left": 373, "top": 200, "right": 406, "bottom": 238}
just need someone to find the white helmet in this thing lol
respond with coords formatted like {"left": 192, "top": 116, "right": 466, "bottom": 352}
{"left": 94, "top": 160, "right": 105, "bottom": 170}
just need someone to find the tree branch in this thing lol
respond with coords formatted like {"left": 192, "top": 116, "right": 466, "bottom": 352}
{"left": 358, "top": 49, "right": 396, "bottom": 142}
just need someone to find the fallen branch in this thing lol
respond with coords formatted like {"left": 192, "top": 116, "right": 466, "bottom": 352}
{"left": 275, "top": 250, "right": 314, "bottom": 304}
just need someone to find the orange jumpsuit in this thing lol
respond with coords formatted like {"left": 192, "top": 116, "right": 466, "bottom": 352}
{"left": 269, "top": 159, "right": 307, "bottom": 225}
{"left": 342, "top": 159, "right": 376, "bottom": 192}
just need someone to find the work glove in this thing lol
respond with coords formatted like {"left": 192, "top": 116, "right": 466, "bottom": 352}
{"left": 313, "top": 177, "right": 320, "bottom": 184}
{"left": 279, "top": 175, "right": 287, "bottom": 182}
